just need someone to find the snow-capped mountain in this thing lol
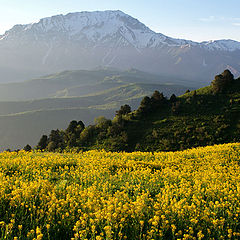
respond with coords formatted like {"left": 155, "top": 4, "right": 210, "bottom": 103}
{"left": 0, "top": 10, "right": 240, "bottom": 84}
{"left": 0, "top": 11, "right": 191, "bottom": 48}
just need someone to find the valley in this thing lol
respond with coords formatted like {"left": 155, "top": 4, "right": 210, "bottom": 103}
{"left": 0, "top": 68, "right": 188, "bottom": 150}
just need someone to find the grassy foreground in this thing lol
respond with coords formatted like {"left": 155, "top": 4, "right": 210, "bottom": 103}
{"left": 0, "top": 144, "right": 240, "bottom": 239}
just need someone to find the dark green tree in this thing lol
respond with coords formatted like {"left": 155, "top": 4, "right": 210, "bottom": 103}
{"left": 79, "top": 125, "right": 96, "bottom": 145}
{"left": 36, "top": 135, "right": 48, "bottom": 150}
{"left": 77, "top": 121, "right": 85, "bottom": 131}
{"left": 170, "top": 94, "right": 177, "bottom": 103}
{"left": 47, "top": 141, "right": 57, "bottom": 152}
{"left": 47, "top": 129, "right": 65, "bottom": 151}
{"left": 151, "top": 91, "right": 165, "bottom": 108}
{"left": 151, "top": 91, "right": 164, "bottom": 102}
{"left": 137, "top": 96, "right": 152, "bottom": 115}
{"left": 211, "top": 69, "right": 234, "bottom": 93}
{"left": 66, "top": 120, "right": 78, "bottom": 134}
{"left": 23, "top": 144, "right": 32, "bottom": 152}
{"left": 193, "top": 90, "right": 197, "bottom": 97}
{"left": 65, "top": 120, "right": 85, "bottom": 147}
{"left": 171, "top": 101, "right": 181, "bottom": 114}
{"left": 116, "top": 105, "right": 131, "bottom": 116}
{"left": 140, "top": 96, "right": 151, "bottom": 107}
{"left": 107, "top": 122, "right": 123, "bottom": 137}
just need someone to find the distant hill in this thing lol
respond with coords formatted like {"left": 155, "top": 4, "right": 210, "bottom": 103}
{"left": 0, "top": 68, "right": 188, "bottom": 101}
{"left": 36, "top": 70, "right": 240, "bottom": 152}
{"left": 1, "top": 10, "right": 240, "bottom": 85}
{"left": 0, "top": 69, "right": 187, "bottom": 150}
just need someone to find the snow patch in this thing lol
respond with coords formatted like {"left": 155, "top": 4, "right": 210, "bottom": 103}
{"left": 42, "top": 43, "right": 53, "bottom": 65}
{"left": 203, "top": 59, "right": 207, "bottom": 67}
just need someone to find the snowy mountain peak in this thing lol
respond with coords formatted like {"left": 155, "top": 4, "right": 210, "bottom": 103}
{"left": 3, "top": 11, "right": 158, "bottom": 47}
{"left": 201, "top": 39, "right": 240, "bottom": 51}
{"left": 1, "top": 10, "right": 240, "bottom": 51}
{"left": 1, "top": 10, "right": 173, "bottom": 48}
{"left": 35, "top": 10, "right": 142, "bottom": 33}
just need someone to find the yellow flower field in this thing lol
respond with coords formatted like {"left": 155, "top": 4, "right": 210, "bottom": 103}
{"left": 0, "top": 143, "right": 240, "bottom": 239}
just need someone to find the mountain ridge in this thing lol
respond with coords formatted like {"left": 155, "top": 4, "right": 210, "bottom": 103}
{"left": 0, "top": 10, "right": 240, "bottom": 84}
{"left": 2, "top": 10, "right": 240, "bottom": 51}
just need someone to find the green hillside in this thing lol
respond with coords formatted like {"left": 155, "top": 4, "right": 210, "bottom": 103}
{"left": 36, "top": 70, "right": 240, "bottom": 152}
{"left": 0, "top": 68, "right": 188, "bottom": 150}
{"left": 0, "top": 83, "right": 186, "bottom": 115}
{"left": 0, "top": 68, "right": 188, "bottom": 101}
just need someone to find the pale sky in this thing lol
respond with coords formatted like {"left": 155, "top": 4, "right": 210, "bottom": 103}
{"left": 0, "top": 0, "right": 240, "bottom": 42}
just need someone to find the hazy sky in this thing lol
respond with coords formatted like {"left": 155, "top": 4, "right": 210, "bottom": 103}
{"left": 0, "top": 0, "right": 239, "bottom": 42}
